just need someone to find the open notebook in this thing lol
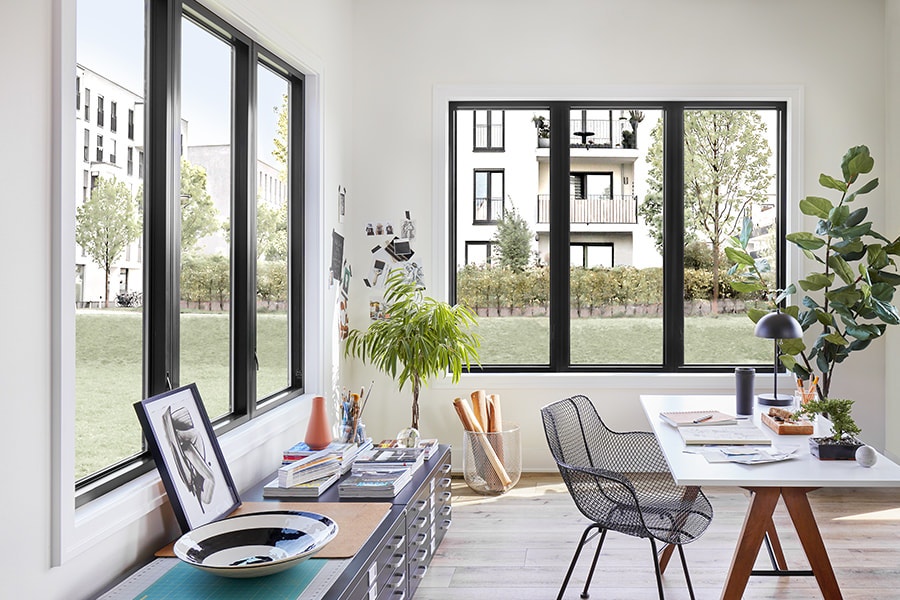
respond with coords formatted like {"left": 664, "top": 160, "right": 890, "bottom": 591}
{"left": 679, "top": 423, "right": 771, "bottom": 446}
{"left": 659, "top": 410, "right": 737, "bottom": 427}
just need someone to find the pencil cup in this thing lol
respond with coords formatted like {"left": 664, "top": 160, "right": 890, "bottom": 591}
{"left": 462, "top": 424, "right": 521, "bottom": 495}
{"left": 735, "top": 367, "right": 755, "bottom": 417}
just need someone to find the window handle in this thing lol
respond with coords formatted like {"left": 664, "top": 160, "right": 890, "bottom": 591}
{"left": 165, "top": 373, "right": 173, "bottom": 391}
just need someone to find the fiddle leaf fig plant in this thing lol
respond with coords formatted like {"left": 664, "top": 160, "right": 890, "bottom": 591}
{"left": 728, "top": 145, "right": 900, "bottom": 402}
{"left": 344, "top": 269, "right": 481, "bottom": 431}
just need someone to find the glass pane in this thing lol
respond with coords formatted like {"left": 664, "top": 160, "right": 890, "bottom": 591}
{"left": 455, "top": 108, "right": 549, "bottom": 365}
{"left": 489, "top": 110, "right": 503, "bottom": 147}
{"left": 179, "top": 17, "right": 232, "bottom": 419}
{"left": 256, "top": 63, "right": 290, "bottom": 400}
{"left": 74, "top": 0, "right": 145, "bottom": 479}
{"left": 682, "top": 109, "right": 777, "bottom": 364}
{"left": 570, "top": 108, "right": 664, "bottom": 365}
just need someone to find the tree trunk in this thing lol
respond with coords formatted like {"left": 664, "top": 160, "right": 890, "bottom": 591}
{"left": 104, "top": 266, "right": 111, "bottom": 308}
{"left": 411, "top": 378, "right": 421, "bottom": 430}
{"left": 711, "top": 240, "right": 720, "bottom": 315}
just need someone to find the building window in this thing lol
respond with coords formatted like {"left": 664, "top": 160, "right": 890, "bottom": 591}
{"left": 127, "top": 146, "right": 133, "bottom": 176}
{"left": 83, "top": 128, "right": 90, "bottom": 162}
{"left": 84, "top": 88, "right": 90, "bottom": 122}
{"left": 76, "top": 76, "right": 81, "bottom": 110}
{"left": 110, "top": 101, "right": 117, "bottom": 132}
{"left": 451, "top": 102, "right": 785, "bottom": 371}
{"left": 82, "top": 170, "right": 89, "bottom": 203}
{"left": 464, "top": 241, "right": 493, "bottom": 266}
{"left": 71, "top": 1, "right": 306, "bottom": 504}
{"left": 473, "top": 169, "right": 504, "bottom": 224}
{"left": 96, "top": 95, "right": 104, "bottom": 127}
{"left": 473, "top": 109, "right": 504, "bottom": 151}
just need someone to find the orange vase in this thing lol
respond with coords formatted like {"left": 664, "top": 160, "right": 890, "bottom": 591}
{"left": 304, "top": 396, "right": 332, "bottom": 450}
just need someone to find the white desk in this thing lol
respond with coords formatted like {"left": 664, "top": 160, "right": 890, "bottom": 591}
{"left": 640, "top": 394, "right": 900, "bottom": 600}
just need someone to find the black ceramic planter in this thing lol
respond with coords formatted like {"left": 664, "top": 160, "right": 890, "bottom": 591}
{"left": 808, "top": 437, "right": 863, "bottom": 460}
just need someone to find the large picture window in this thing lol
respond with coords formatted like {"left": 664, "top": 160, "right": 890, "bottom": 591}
{"left": 451, "top": 102, "right": 785, "bottom": 372}
{"left": 74, "top": 0, "right": 305, "bottom": 503}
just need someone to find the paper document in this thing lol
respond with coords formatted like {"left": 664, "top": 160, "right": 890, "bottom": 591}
{"left": 686, "top": 445, "right": 800, "bottom": 464}
{"left": 679, "top": 424, "right": 771, "bottom": 446}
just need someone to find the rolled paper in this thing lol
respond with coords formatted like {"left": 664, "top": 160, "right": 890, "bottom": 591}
{"left": 487, "top": 393, "right": 502, "bottom": 433}
{"left": 471, "top": 390, "right": 489, "bottom": 431}
{"left": 452, "top": 397, "right": 512, "bottom": 487}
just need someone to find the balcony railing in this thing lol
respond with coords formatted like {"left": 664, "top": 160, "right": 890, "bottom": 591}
{"left": 537, "top": 194, "right": 638, "bottom": 224}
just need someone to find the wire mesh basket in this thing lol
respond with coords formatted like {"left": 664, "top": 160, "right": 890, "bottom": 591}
{"left": 462, "top": 424, "right": 521, "bottom": 495}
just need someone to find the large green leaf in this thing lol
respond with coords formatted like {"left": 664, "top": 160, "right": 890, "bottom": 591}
{"left": 825, "top": 287, "right": 862, "bottom": 306}
{"left": 872, "top": 297, "right": 900, "bottom": 324}
{"left": 779, "top": 337, "right": 805, "bottom": 355}
{"left": 837, "top": 222, "right": 872, "bottom": 239}
{"left": 739, "top": 215, "right": 752, "bottom": 248}
{"left": 884, "top": 238, "right": 900, "bottom": 256}
{"left": 845, "top": 323, "right": 881, "bottom": 341}
{"left": 779, "top": 355, "right": 797, "bottom": 371}
{"left": 819, "top": 173, "right": 848, "bottom": 192}
{"left": 832, "top": 238, "right": 864, "bottom": 258}
{"left": 815, "top": 310, "right": 834, "bottom": 327}
{"left": 867, "top": 245, "right": 889, "bottom": 270}
{"left": 730, "top": 281, "right": 767, "bottom": 293}
{"left": 870, "top": 282, "right": 895, "bottom": 302}
{"left": 827, "top": 254, "right": 855, "bottom": 285}
{"left": 842, "top": 145, "right": 874, "bottom": 178}
{"left": 724, "top": 246, "right": 755, "bottom": 267}
{"left": 824, "top": 332, "right": 849, "bottom": 346}
{"left": 829, "top": 205, "right": 850, "bottom": 227}
{"left": 799, "top": 273, "right": 834, "bottom": 291}
{"left": 787, "top": 232, "right": 826, "bottom": 251}
{"left": 747, "top": 308, "right": 768, "bottom": 323}
{"left": 872, "top": 270, "right": 900, "bottom": 286}
{"left": 799, "top": 196, "right": 833, "bottom": 218}
{"left": 845, "top": 178, "right": 879, "bottom": 203}
{"left": 844, "top": 206, "right": 868, "bottom": 228}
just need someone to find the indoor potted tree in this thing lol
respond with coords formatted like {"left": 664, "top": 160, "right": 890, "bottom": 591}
{"left": 344, "top": 269, "right": 481, "bottom": 446}
{"left": 728, "top": 145, "right": 900, "bottom": 459}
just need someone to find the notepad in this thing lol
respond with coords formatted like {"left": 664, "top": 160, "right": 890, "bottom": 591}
{"left": 659, "top": 410, "right": 737, "bottom": 428}
{"left": 679, "top": 424, "right": 771, "bottom": 446}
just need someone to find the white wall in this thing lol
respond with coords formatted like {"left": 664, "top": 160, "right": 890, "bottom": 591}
{"left": 346, "top": 0, "right": 895, "bottom": 470}
{"left": 0, "top": 0, "right": 354, "bottom": 598}
{"left": 886, "top": 0, "right": 900, "bottom": 462}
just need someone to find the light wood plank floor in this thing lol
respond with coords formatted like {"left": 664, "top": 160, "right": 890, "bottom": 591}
{"left": 417, "top": 474, "right": 900, "bottom": 599}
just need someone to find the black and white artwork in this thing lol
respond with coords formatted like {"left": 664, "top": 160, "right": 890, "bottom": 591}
{"left": 134, "top": 384, "right": 240, "bottom": 533}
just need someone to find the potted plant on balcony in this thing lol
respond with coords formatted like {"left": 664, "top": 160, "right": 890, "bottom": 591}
{"left": 728, "top": 145, "right": 900, "bottom": 459}
{"left": 344, "top": 269, "right": 481, "bottom": 447}
{"left": 532, "top": 114, "right": 550, "bottom": 148}
{"left": 627, "top": 110, "right": 644, "bottom": 148}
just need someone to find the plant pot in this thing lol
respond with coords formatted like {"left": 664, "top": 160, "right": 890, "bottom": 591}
{"left": 808, "top": 436, "right": 863, "bottom": 460}
{"left": 537, "top": 137, "right": 550, "bottom": 148}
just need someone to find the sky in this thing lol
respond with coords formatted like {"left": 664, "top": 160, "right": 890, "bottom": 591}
{"left": 77, "top": 0, "right": 285, "bottom": 164}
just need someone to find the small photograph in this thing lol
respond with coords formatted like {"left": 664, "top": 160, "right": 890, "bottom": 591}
{"left": 375, "top": 222, "right": 385, "bottom": 235}
{"left": 340, "top": 260, "right": 352, "bottom": 299}
{"left": 385, "top": 237, "right": 414, "bottom": 262}
{"left": 404, "top": 261, "right": 425, "bottom": 287}
{"left": 384, "top": 221, "right": 394, "bottom": 235}
{"left": 401, "top": 210, "right": 416, "bottom": 240}
{"left": 369, "top": 299, "right": 386, "bottom": 321}
{"left": 337, "top": 186, "right": 346, "bottom": 223}
{"left": 365, "top": 222, "right": 375, "bottom": 236}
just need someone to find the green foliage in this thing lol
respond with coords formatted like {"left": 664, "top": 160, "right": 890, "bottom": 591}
{"left": 794, "top": 398, "right": 861, "bottom": 442}
{"left": 344, "top": 270, "right": 481, "bottom": 429}
{"left": 181, "top": 253, "right": 230, "bottom": 310}
{"left": 75, "top": 176, "right": 142, "bottom": 307}
{"left": 492, "top": 205, "right": 533, "bottom": 272}
{"left": 180, "top": 158, "right": 220, "bottom": 252}
{"left": 643, "top": 111, "right": 773, "bottom": 310}
{"left": 730, "top": 146, "right": 900, "bottom": 413}
{"left": 257, "top": 199, "right": 288, "bottom": 261}
{"left": 257, "top": 260, "right": 287, "bottom": 308}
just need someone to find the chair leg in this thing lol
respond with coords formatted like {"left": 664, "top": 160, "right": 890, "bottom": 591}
{"left": 649, "top": 538, "right": 666, "bottom": 600}
{"left": 676, "top": 544, "right": 696, "bottom": 600}
{"left": 580, "top": 528, "right": 608, "bottom": 599}
{"left": 558, "top": 523, "right": 603, "bottom": 600}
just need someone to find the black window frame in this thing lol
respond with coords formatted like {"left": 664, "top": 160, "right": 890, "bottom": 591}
{"left": 473, "top": 109, "right": 505, "bottom": 152}
{"left": 110, "top": 100, "right": 117, "bottom": 132}
{"left": 570, "top": 241, "right": 614, "bottom": 268}
{"left": 83, "top": 128, "right": 89, "bottom": 162}
{"left": 127, "top": 108, "right": 134, "bottom": 140}
{"left": 449, "top": 100, "right": 787, "bottom": 375}
{"left": 84, "top": 87, "right": 90, "bottom": 122}
{"left": 472, "top": 168, "right": 504, "bottom": 224}
{"left": 95, "top": 134, "right": 103, "bottom": 162}
{"left": 76, "top": 0, "right": 306, "bottom": 506}
{"left": 96, "top": 94, "right": 104, "bottom": 127}
{"left": 464, "top": 240, "right": 493, "bottom": 266}
{"left": 127, "top": 146, "right": 133, "bottom": 176}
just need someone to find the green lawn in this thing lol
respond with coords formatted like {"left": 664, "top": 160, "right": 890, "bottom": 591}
{"left": 75, "top": 311, "right": 769, "bottom": 479}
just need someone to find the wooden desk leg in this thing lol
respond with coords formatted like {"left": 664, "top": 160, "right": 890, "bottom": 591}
{"left": 765, "top": 517, "right": 789, "bottom": 571}
{"left": 781, "top": 487, "right": 843, "bottom": 600}
{"left": 721, "top": 487, "right": 780, "bottom": 600}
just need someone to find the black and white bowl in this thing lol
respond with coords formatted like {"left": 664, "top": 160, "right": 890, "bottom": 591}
{"left": 173, "top": 510, "right": 338, "bottom": 578}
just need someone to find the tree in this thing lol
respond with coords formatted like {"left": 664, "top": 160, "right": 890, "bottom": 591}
{"left": 257, "top": 199, "right": 288, "bottom": 261}
{"left": 75, "top": 176, "right": 141, "bottom": 307}
{"left": 180, "top": 158, "right": 220, "bottom": 252}
{"left": 641, "top": 110, "right": 773, "bottom": 312}
{"left": 492, "top": 204, "right": 532, "bottom": 272}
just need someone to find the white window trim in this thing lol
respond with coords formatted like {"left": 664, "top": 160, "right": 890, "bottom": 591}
{"left": 431, "top": 84, "right": 804, "bottom": 379}
{"left": 51, "top": 0, "right": 326, "bottom": 565}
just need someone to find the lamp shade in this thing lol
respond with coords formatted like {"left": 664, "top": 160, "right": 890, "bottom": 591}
{"left": 754, "top": 311, "right": 802, "bottom": 340}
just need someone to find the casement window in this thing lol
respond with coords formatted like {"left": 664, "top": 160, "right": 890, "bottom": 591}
{"left": 464, "top": 241, "right": 493, "bottom": 266}
{"left": 73, "top": 0, "right": 305, "bottom": 504}
{"left": 96, "top": 95, "right": 104, "bottom": 127}
{"left": 450, "top": 102, "right": 786, "bottom": 371}
{"left": 110, "top": 101, "right": 117, "bottom": 132}
{"left": 84, "top": 87, "right": 90, "bottom": 121}
{"left": 83, "top": 128, "right": 89, "bottom": 162}
{"left": 473, "top": 109, "right": 504, "bottom": 151}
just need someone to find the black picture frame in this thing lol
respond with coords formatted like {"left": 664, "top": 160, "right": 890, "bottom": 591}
{"left": 134, "top": 383, "right": 241, "bottom": 533}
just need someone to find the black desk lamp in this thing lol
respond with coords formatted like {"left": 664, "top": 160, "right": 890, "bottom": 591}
{"left": 754, "top": 311, "right": 803, "bottom": 406}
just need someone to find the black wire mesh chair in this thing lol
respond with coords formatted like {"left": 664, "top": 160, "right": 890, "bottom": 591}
{"left": 540, "top": 395, "right": 713, "bottom": 600}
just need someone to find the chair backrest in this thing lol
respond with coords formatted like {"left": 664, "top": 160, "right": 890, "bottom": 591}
{"left": 540, "top": 394, "right": 616, "bottom": 471}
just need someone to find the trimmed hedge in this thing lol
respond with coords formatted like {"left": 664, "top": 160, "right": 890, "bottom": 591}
{"left": 457, "top": 264, "right": 760, "bottom": 316}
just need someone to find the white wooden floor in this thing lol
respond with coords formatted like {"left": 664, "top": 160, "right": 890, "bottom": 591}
{"left": 416, "top": 474, "right": 900, "bottom": 599}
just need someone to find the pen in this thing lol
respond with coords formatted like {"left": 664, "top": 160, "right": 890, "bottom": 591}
{"left": 693, "top": 414, "right": 713, "bottom": 423}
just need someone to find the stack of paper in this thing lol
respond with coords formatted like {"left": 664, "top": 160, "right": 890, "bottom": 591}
{"left": 338, "top": 467, "right": 412, "bottom": 498}
{"left": 282, "top": 439, "right": 373, "bottom": 473}
{"left": 277, "top": 449, "right": 342, "bottom": 488}
{"left": 353, "top": 446, "right": 425, "bottom": 474}
{"left": 263, "top": 472, "right": 340, "bottom": 498}
{"left": 679, "top": 424, "right": 771, "bottom": 446}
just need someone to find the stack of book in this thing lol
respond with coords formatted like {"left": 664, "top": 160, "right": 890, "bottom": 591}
{"left": 417, "top": 438, "right": 439, "bottom": 460}
{"left": 281, "top": 439, "right": 373, "bottom": 474}
{"left": 263, "top": 472, "right": 339, "bottom": 498}
{"left": 338, "top": 446, "right": 426, "bottom": 498}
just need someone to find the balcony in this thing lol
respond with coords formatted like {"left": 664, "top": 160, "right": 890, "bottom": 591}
{"left": 537, "top": 194, "right": 638, "bottom": 225}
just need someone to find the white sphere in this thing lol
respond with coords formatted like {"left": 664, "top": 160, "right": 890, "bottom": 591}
{"left": 856, "top": 445, "right": 877, "bottom": 468}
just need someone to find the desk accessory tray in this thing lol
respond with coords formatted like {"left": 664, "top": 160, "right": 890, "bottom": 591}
{"left": 761, "top": 411, "right": 814, "bottom": 435}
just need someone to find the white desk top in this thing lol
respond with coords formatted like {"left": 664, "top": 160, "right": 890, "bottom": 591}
{"left": 640, "top": 394, "right": 900, "bottom": 488}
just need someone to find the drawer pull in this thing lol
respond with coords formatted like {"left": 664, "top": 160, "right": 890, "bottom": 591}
{"left": 386, "top": 535, "right": 405, "bottom": 550}
{"left": 412, "top": 564, "right": 429, "bottom": 579}
{"left": 439, "top": 463, "right": 451, "bottom": 474}
{"left": 439, "top": 477, "right": 452, "bottom": 488}
{"left": 439, "top": 491, "right": 452, "bottom": 502}
{"left": 411, "top": 499, "right": 427, "bottom": 511}
{"left": 386, "top": 571, "right": 406, "bottom": 589}
{"left": 440, "top": 505, "right": 452, "bottom": 517}
{"left": 410, "top": 548, "right": 428, "bottom": 563}
{"left": 440, "top": 518, "right": 452, "bottom": 531}
{"left": 391, "top": 592, "right": 405, "bottom": 600}
{"left": 387, "top": 553, "right": 405, "bottom": 570}
{"left": 410, "top": 516, "right": 428, "bottom": 530}
{"left": 411, "top": 532, "right": 428, "bottom": 547}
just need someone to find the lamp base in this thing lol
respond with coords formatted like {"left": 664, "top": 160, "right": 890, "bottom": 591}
{"left": 757, "top": 393, "right": 793, "bottom": 407}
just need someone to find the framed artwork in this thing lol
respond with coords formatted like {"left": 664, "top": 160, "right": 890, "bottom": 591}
{"left": 134, "top": 383, "right": 241, "bottom": 533}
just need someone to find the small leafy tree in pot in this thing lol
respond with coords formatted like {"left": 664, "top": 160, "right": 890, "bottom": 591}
{"left": 344, "top": 270, "right": 481, "bottom": 441}
{"left": 729, "top": 145, "right": 900, "bottom": 450}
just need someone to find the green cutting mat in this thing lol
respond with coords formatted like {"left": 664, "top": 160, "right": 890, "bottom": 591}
{"left": 133, "top": 559, "right": 326, "bottom": 600}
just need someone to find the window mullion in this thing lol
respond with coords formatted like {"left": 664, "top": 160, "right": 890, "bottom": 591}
{"left": 548, "top": 102, "right": 570, "bottom": 370}
{"left": 231, "top": 40, "right": 255, "bottom": 417}
{"left": 662, "top": 104, "right": 685, "bottom": 370}
{"left": 144, "top": 0, "right": 182, "bottom": 398}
